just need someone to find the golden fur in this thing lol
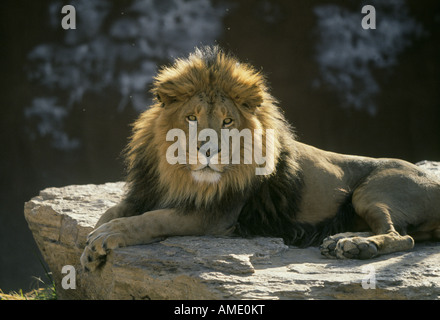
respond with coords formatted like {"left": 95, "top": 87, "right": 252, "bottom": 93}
{"left": 81, "top": 47, "right": 440, "bottom": 271}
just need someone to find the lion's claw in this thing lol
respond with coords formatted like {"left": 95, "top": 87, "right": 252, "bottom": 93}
{"left": 80, "top": 221, "right": 128, "bottom": 271}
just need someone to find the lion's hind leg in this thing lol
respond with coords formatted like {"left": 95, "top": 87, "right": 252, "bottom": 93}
{"left": 324, "top": 171, "right": 420, "bottom": 259}
{"left": 319, "top": 197, "right": 415, "bottom": 260}
{"left": 320, "top": 166, "right": 427, "bottom": 259}
{"left": 332, "top": 199, "right": 415, "bottom": 259}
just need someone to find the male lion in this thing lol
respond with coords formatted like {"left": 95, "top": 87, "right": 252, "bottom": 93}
{"left": 81, "top": 46, "right": 440, "bottom": 271}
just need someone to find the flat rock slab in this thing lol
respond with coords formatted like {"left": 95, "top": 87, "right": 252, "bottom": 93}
{"left": 24, "top": 162, "right": 440, "bottom": 300}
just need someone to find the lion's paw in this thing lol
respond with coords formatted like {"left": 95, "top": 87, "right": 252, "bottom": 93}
{"left": 320, "top": 232, "right": 377, "bottom": 260}
{"left": 319, "top": 233, "right": 348, "bottom": 259}
{"left": 334, "top": 237, "right": 378, "bottom": 259}
{"left": 80, "top": 220, "right": 128, "bottom": 272}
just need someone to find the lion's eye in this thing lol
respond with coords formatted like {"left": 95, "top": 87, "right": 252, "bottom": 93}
{"left": 223, "top": 118, "right": 233, "bottom": 126}
{"left": 187, "top": 115, "right": 197, "bottom": 122}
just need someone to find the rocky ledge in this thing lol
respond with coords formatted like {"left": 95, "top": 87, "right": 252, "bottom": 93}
{"left": 24, "top": 161, "right": 440, "bottom": 300}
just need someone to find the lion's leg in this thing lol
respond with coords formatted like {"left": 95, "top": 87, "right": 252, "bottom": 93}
{"left": 325, "top": 185, "right": 415, "bottom": 259}
{"left": 81, "top": 208, "right": 207, "bottom": 271}
{"left": 95, "top": 202, "right": 133, "bottom": 227}
{"left": 320, "top": 220, "right": 414, "bottom": 260}
{"left": 329, "top": 230, "right": 414, "bottom": 259}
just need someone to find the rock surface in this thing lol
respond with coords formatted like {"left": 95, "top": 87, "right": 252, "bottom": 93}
{"left": 24, "top": 162, "right": 440, "bottom": 300}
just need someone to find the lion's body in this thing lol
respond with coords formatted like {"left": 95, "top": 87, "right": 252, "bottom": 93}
{"left": 81, "top": 47, "right": 440, "bottom": 270}
{"left": 237, "top": 141, "right": 440, "bottom": 248}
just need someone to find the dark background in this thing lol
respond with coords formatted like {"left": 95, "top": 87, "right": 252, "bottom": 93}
{"left": 1, "top": 0, "right": 439, "bottom": 293}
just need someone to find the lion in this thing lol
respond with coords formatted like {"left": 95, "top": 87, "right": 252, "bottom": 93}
{"left": 81, "top": 46, "right": 440, "bottom": 271}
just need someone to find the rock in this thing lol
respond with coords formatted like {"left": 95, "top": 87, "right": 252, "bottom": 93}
{"left": 24, "top": 162, "right": 440, "bottom": 300}
{"left": 416, "top": 160, "right": 440, "bottom": 180}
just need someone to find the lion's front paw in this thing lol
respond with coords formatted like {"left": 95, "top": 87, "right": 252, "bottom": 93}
{"left": 320, "top": 232, "right": 377, "bottom": 260}
{"left": 80, "top": 220, "right": 128, "bottom": 272}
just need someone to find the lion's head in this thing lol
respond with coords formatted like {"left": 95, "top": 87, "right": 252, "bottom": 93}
{"left": 124, "top": 46, "right": 295, "bottom": 211}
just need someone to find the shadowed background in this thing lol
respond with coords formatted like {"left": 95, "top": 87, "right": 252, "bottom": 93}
{"left": 1, "top": 0, "right": 439, "bottom": 292}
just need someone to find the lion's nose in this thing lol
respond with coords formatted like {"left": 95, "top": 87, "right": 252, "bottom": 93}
{"left": 197, "top": 144, "right": 221, "bottom": 158}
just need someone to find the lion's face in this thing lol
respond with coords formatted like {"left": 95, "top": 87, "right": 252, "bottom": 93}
{"left": 158, "top": 90, "right": 259, "bottom": 185}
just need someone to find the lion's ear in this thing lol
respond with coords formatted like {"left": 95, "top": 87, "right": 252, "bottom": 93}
{"left": 153, "top": 78, "right": 194, "bottom": 108}
{"left": 154, "top": 83, "right": 179, "bottom": 107}
{"left": 233, "top": 84, "right": 264, "bottom": 111}
{"left": 241, "top": 95, "right": 263, "bottom": 111}
{"left": 155, "top": 91, "right": 177, "bottom": 107}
